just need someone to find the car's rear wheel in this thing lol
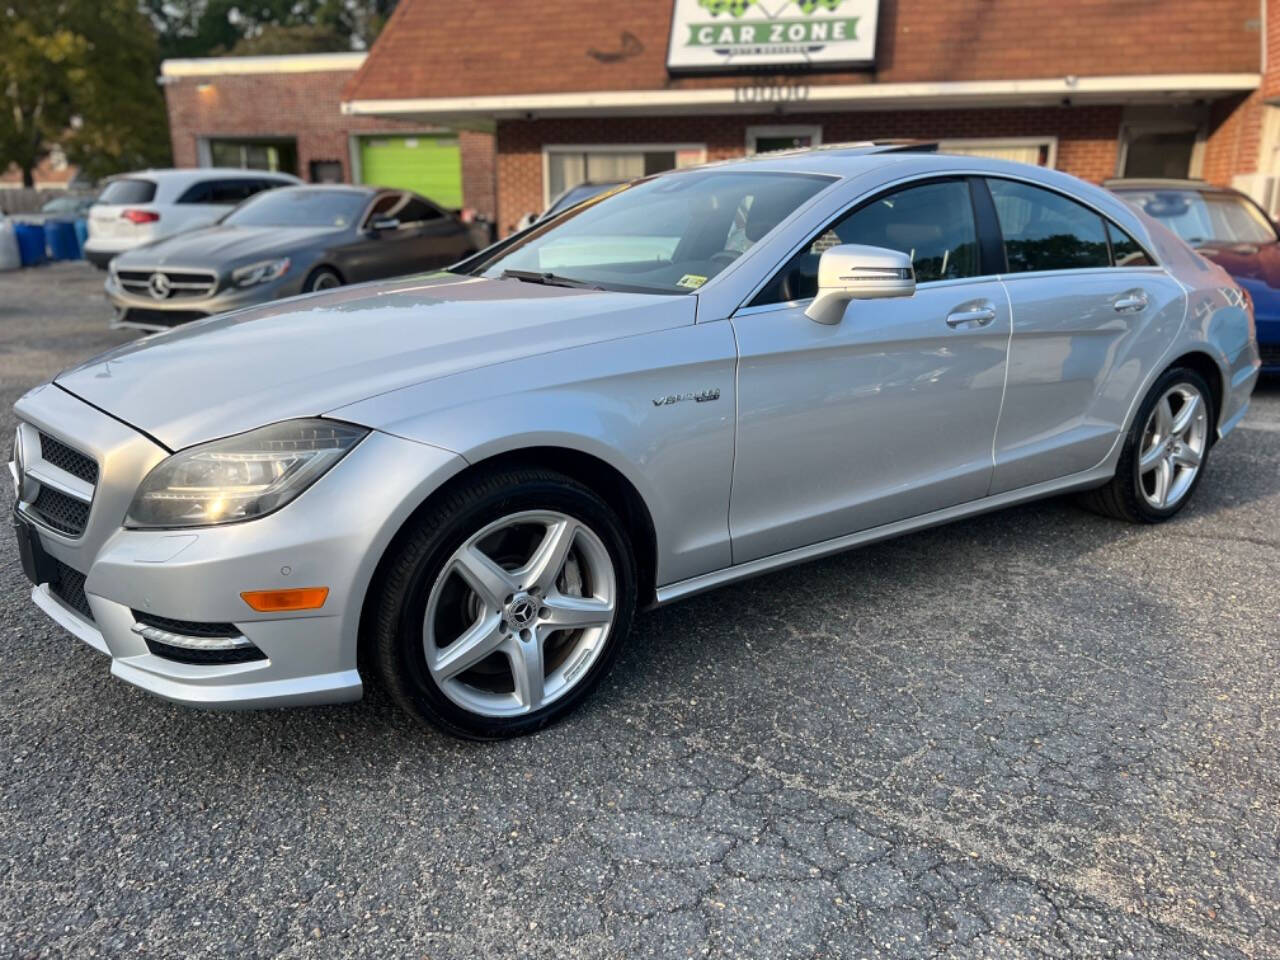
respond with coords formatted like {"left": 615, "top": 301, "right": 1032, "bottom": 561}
{"left": 371, "top": 468, "right": 637, "bottom": 739}
{"left": 1080, "top": 366, "right": 1214, "bottom": 523}
{"left": 304, "top": 266, "right": 342, "bottom": 292}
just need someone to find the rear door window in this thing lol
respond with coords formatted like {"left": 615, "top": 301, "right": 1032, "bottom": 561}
{"left": 176, "top": 181, "right": 214, "bottom": 204}
{"left": 987, "top": 178, "right": 1111, "bottom": 272}
{"left": 98, "top": 178, "right": 157, "bottom": 205}
{"left": 398, "top": 197, "right": 444, "bottom": 224}
{"left": 209, "top": 179, "right": 263, "bottom": 205}
{"left": 1106, "top": 222, "right": 1155, "bottom": 267}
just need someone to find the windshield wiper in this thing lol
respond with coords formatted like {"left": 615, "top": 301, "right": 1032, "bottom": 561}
{"left": 500, "top": 269, "right": 603, "bottom": 290}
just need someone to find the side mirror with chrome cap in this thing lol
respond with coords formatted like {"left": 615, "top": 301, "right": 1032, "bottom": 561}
{"left": 370, "top": 216, "right": 400, "bottom": 233}
{"left": 804, "top": 244, "right": 916, "bottom": 325}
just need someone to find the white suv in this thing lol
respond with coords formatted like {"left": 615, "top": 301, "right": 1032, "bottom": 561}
{"left": 83, "top": 168, "right": 301, "bottom": 269}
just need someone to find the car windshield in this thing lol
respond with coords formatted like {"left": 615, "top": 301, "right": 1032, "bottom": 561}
{"left": 472, "top": 170, "right": 835, "bottom": 294}
{"left": 1118, "top": 189, "right": 1277, "bottom": 245}
{"left": 222, "top": 189, "right": 368, "bottom": 229}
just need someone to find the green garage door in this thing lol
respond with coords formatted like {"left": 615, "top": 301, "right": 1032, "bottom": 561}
{"left": 359, "top": 135, "right": 463, "bottom": 209}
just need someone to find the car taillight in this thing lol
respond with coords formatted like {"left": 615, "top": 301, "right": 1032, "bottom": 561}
{"left": 121, "top": 209, "right": 160, "bottom": 224}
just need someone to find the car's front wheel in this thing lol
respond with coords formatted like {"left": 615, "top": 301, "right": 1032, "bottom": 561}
{"left": 371, "top": 468, "right": 637, "bottom": 739}
{"left": 303, "top": 266, "right": 342, "bottom": 292}
{"left": 1081, "top": 366, "right": 1214, "bottom": 523}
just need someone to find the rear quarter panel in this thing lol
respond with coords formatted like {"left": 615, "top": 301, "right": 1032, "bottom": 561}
{"left": 1120, "top": 218, "right": 1259, "bottom": 441}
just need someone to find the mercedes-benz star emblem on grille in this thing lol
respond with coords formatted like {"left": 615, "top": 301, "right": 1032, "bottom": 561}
{"left": 148, "top": 272, "right": 172, "bottom": 300}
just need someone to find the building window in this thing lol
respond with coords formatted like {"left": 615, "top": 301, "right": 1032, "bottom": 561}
{"left": 939, "top": 138, "right": 1057, "bottom": 168}
{"left": 309, "top": 160, "right": 344, "bottom": 183}
{"left": 206, "top": 138, "right": 299, "bottom": 175}
{"left": 542, "top": 144, "right": 707, "bottom": 207}
{"left": 1119, "top": 128, "right": 1199, "bottom": 179}
{"left": 746, "top": 125, "right": 823, "bottom": 155}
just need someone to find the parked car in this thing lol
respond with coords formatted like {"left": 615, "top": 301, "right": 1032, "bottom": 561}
{"left": 83, "top": 168, "right": 300, "bottom": 269}
{"left": 1108, "top": 178, "right": 1279, "bottom": 373}
{"left": 105, "top": 185, "right": 478, "bottom": 332}
{"left": 515, "top": 180, "right": 625, "bottom": 231}
{"left": 11, "top": 146, "right": 1259, "bottom": 738}
{"left": 37, "top": 192, "right": 98, "bottom": 220}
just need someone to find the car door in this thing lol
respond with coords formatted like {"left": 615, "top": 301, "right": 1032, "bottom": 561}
{"left": 356, "top": 192, "right": 449, "bottom": 280}
{"left": 397, "top": 196, "right": 474, "bottom": 270}
{"left": 728, "top": 177, "right": 1013, "bottom": 563}
{"left": 985, "top": 177, "right": 1188, "bottom": 493}
{"left": 341, "top": 192, "right": 404, "bottom": 282}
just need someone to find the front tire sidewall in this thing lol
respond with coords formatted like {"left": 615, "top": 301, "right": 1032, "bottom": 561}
{"left": 1125, "top": 367, "right": 1215, "bottom": 522}
{"left": 304, "top": 267, "right": 342, "bottom": 293}
{"left": 382, "top": 476, "right": 636, "bottom": 739}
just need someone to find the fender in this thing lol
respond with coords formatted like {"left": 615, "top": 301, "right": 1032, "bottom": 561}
{"left": 329, "top": 321, "right": 740, "bottom": 586}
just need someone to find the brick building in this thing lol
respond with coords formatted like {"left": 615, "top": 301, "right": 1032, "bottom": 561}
{"left": 162, "top": 52, "right": 496, "bottom": 218}
{"left": 341, "top": 0, "right": 1280, "bottom": 236}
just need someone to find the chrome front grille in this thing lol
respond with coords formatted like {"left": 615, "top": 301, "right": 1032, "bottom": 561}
{"left": 16, "top": 424, "right": 98, "bottom": 539}
{"left": 117, "top": 268, "right": 218, "bottom": 300}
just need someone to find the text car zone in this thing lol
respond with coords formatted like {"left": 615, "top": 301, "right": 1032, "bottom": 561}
{"left": 10, "top": 146, "right": 1260, "bottom": 738}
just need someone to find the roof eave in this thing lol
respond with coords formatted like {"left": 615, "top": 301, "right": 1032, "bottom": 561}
{"left": 343, "top": 73, "right": 1261, "bottom": 122}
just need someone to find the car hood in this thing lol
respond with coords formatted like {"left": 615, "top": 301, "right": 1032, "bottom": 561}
{"left": 114, "top": 224, "right": 342, "bottom": 267}
{"left": 55, "top": 273, "right": 695, "bottom": 450}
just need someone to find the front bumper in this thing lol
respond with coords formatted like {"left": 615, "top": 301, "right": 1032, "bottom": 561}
{"left": 11, "top": 383, "right": 465, "bottom": 709}
{"left": 104, "top": 270, "right": 306, "bottom": 332}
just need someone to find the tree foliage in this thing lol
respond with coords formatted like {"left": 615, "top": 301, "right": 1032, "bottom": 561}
{"left": 1, "top": 0, "right": 171, "bottom": 186}
{"left": 1, "top": 0, "right": 402, "bottom": 186}
{"left": 226, "top": 23, "right": 348, "bottom": 56}
{"left": 145, "top": 0, "right": 401, "bottom": 59}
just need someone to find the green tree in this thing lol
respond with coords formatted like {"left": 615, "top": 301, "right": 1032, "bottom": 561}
{"left": 0, "top": 5, "right": 83, "bottom": 186}
{"left": 145, "top": 0, "right": 401, "bottom": 59}
{"left": 227, "top": 23, "right": 348, "bottom": 56}
{"left": 0, "top": 0, "right": 170, "bottom": 186}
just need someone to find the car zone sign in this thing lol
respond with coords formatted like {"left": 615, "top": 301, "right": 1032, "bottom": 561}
{"left": 666, "top": 0, "right": 880, "bottom": 71}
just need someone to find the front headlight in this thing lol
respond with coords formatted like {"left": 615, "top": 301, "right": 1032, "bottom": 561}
{"left": 231, "top": 257, "right": 291, "bottom": 288}
{"left": 126, "top": 419, "right": 368, "bottom": 529}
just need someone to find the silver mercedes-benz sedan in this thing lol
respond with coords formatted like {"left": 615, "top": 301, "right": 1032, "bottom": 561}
{"left": 9, "top": 144, "right": 1261, "bottom": 738}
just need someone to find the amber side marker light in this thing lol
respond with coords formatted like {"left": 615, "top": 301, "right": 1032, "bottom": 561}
{"left": 241, "top": 587, "right": 330, "bottom": 612}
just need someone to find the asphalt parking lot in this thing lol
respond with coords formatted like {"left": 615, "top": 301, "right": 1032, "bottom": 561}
{"left": 1, "top": 260, "right": 1278, "bottom": 959}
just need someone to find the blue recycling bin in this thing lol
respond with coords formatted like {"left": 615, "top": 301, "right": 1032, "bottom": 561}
{"left": 44, "top": 219, "right": 81, "bottom": 261}
{"left": 14, "top": 223, "right": 46, "bottom": 267}
{"left": 73, "top": 217, "right": 88, "bottom": 256}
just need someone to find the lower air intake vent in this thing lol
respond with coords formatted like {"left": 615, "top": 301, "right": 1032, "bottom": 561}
{"left": 131, "top": 611, "right": 266, "bottom": 665}
{"left": 51, "top": 559, "right": 94, "bottom": 622}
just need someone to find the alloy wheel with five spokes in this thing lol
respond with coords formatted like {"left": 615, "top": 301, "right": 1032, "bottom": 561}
{"left": 372, "top": 467, "right": 636, "bottom": 738}
{"left": 424, "top": 510, "right": 617, "bottom": 718}
{"left": 1137, "top": 383, "right": 1208, "bottom": 511}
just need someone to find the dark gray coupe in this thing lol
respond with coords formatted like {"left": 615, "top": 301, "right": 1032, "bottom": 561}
{"left": 104, "top": 184, "right": 477, "bottom": 331}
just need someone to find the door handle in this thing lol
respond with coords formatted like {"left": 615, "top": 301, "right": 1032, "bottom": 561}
{"left": 1113, "top": 290, "right": 1149, "bottom": 314}
{"left": 945, "top": 303, "right": 997, "bottom": 329}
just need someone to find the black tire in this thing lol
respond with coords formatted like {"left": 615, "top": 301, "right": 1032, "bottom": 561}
{"left": 303, "top": 266, "right": 342, "bottom": 293}
{"left": 371, "top": 468, "right": 638, "bottom": 739}
{"left": 1079, "top": 365, "right": 1215, "bottom": 523}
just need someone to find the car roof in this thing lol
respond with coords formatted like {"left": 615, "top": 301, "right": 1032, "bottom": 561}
{"left": 275, "top": 183, "right": 378, "bottom": 196}
{"left": 106, "top": 168, "right": 301, "bottom": 183}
